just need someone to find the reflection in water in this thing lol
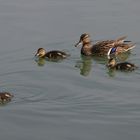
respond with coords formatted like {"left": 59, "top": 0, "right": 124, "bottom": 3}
{"left": 34, "top": 57, "right": 64, "bottom": 66}
{"left": 0, "top": 100, "right": 12, "bottom": 106}
{"left": 75, "top": 55, "right": 93, "bottom": 76}
{"left": 75, "top": 52, "right": 131, "bottom": 77}
{"left": 115, "top": 51, "right": 131, "bottom": 62}
{"left": 35, "top": 58, "right": 46, "bottom": 67}
{"left": 107, "top": 68, "right": 116, "bottom": 77}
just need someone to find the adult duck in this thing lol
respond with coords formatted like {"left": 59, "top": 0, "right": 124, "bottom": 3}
{"left": 75, "top": 33, "right": 135, "bottom": 56}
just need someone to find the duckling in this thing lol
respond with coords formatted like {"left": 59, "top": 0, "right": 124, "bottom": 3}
{"left": 35, "top": 48, "right": 69, "bottom": 59}
{"left": 75, "top": 33, "right": 135, "bottom": 56}
{"left": 0, "top": 92, "right": 13, "bottom": 103}
{"left": 107, "top": 58, "right": 138, "bottom": 71}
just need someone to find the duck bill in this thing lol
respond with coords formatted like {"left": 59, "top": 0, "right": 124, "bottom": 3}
{"left": 75, "top": 41, "right": 82, "bottom": 47}
{"left": 35, "top": 53, "right": 39, "bottom": 57}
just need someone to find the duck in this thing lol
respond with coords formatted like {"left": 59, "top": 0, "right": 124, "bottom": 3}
{"left": 75, "top": 33, "right": 135, "bottom": 56}
{"left": 107, "top": 58, "right": 138, "bottom": 71}
{"left": 0, "top": 92, "right": 13, "bottom": 103}
{"left": 35, "top": 48, "right": 69, "bottom": 59}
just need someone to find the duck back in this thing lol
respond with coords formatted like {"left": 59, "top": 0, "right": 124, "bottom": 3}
{"left": 116, "top": 62, "right": 136, "bottom": 71}
{"left": 46, "top": 50, "right": 68, "bottom": 59}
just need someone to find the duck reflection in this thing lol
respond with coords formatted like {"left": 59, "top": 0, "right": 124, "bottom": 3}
{"left": 34, "top": 57, "right": 65, "bottom": 66}
{"left": 113, "top": 51, "right": 131, "bottom": 62}
{"left": 106, "top": 67, "right": 116, "bottom": 77}
{"left": 75, "top": 51, "right": 131, "bottom": 77}
{"left": 75, "top": 55, "right": 93, "bottom": 76}
{"left": 35, "top": 57, "right": 46, "bottom": 66}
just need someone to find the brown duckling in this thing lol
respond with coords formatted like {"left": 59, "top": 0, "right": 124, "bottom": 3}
{"left": 75, "top": 33, "right": 135, "bottom": 56}
{"left": 107, "top": 58, "right": 138, "bottom": 71}
{"left": 0, "top": 92, "right": 13, "bottom": 103}
{"left": 35, "top": 48, "right": 69, "bottom": 59}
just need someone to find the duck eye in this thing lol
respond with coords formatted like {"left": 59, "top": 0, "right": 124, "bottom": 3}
{"left": 83, "top": 35, "right": 89, "bottom": 39}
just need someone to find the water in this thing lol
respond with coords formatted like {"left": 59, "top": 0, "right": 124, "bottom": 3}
{"left": 0, "top": 0, "right": 140, "bottom": 139}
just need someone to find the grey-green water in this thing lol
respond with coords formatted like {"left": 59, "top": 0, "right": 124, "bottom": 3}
{"left": 0, "top": 0, "right": 140, "bottom": 139}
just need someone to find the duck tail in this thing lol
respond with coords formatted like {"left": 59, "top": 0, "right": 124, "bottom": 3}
{"left": 116, "top": 36, "right": 127, "bottom": 43}
{"left": 124, "top": 43, "right": 136, "bottom": 52}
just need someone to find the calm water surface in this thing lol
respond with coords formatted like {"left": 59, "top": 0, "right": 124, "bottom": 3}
{"left": 0, "top": 0, "right": 140, "bottom": 140}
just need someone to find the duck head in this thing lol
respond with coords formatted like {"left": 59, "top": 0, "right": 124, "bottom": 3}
{"left": 35, "top": 48, "right": 46, "bottom": 58}
{"left": 107, "top": 58, "right": 116, "bottom": 68}
{"left": 75, "top": 33, "right": 91, "bottom": 47}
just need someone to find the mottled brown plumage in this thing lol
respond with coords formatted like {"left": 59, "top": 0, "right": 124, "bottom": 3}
{"left": 35, "top": 48, "right": 69, "bottom": 59}
{"left": 0, "top": 92, "right": 13, "bottom": 103}
{"left": 75, "top": 33, "right": 135, "bottom": 56}
{"left": 107, "top": 58, "right": 138, "bottom": 71}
